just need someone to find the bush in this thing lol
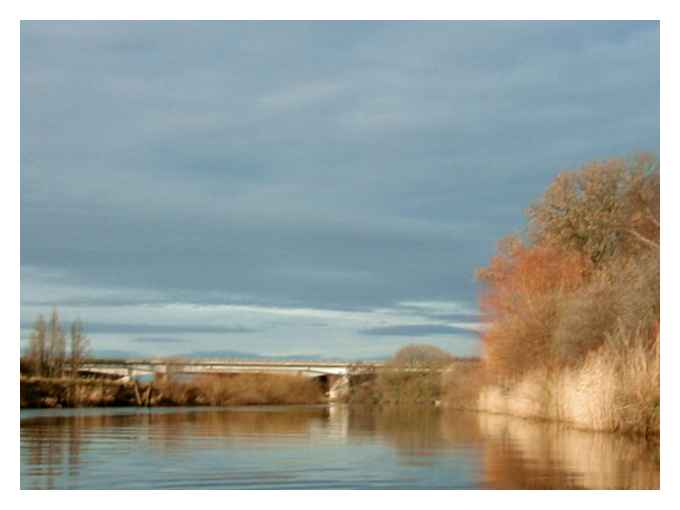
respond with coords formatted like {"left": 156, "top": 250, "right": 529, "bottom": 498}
{"left": 442, "top": 360, "right": 485, "bottom": 409}
{"left": 387, "top": 344, "right": 454, "bottom": 369}
{"left": 373, "top": 344, "right": 454, "bottom": 404}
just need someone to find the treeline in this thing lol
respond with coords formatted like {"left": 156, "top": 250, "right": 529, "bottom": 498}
{"left": 22, "top": 309, "right": 90, "bottom": 378}
{"left": 446, "top": 153, "right": 660, "bottom": 435}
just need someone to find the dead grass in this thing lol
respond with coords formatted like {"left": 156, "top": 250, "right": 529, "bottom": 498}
{"left": 469, "top": 330, "right": 659, "bottom": 436}
{"left": 154, "top": 373, "right": 325, "bottom": 406}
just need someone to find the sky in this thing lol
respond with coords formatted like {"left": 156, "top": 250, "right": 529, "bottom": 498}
{"left": 20, "top": 21, "right": 660, "bottom": 360}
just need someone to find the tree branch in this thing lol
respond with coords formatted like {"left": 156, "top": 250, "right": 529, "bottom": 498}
{"left": 624, "top": 228, "right": 659, "bottom": 249}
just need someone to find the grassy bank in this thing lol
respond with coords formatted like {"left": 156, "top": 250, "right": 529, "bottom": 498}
{"left": 479, "top": 338, "right": 658, "bottom": 435}
{"left": 20, "top": 373, "right": 326, "bottom": 409}
{"left": 444, "top": 330, "right": 659, "bottom": 437}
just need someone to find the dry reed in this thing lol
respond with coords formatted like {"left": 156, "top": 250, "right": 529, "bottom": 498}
{"left": 469, "top": 330, "right": 659, "bottom": 435}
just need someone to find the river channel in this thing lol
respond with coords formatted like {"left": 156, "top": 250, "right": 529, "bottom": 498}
{"left": 20, "top": 405, "right": 659, "bottom": 489}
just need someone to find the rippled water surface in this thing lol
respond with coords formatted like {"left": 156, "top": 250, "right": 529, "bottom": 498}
{"left": 20, "top": 405, "right": 659, "bottom": 489}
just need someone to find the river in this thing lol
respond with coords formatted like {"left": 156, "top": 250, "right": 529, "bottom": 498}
{"left": 20, "top": 405, "right": 659, "bottom": 489}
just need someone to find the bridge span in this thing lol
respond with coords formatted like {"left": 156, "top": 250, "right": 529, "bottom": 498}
{"left": 78, "top": 358, "right": 381, "bottom": 381}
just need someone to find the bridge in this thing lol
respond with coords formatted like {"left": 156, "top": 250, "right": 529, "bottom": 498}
{"left": 78, "top": 358, "right": 379, "bottom": 379}
{"left": 77, "top": 358, "right": 382, "bottom": 400}
{"left": 77, "top": 359, "right": 383, "bottom": 397}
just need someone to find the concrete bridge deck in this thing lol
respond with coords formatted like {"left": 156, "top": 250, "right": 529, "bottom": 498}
{"left": 78, "top": 358, "right": 383, "bottom": 380}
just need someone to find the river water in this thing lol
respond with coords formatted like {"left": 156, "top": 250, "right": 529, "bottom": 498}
{"left": 20, "top": 405, "right": 659, "bottom": 489}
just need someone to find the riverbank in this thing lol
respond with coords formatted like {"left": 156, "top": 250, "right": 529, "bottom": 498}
{"left": 20, "top": 373, "right": 326, "bottom": 408}
{"left": 456, "top": 156, "right": 660, "bottom": 439}
{"left": 20, "top": 345, "right": 660, "bottom": 440}
{"left": 443, "top": 338, "right": 660, "bottom": 438}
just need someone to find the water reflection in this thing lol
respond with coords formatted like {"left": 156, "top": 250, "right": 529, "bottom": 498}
{"left": 475, "top": 413, "right": 660, "bottom": 489}
{"left": 20, "top": 406, "right": 659, "bottom": 489}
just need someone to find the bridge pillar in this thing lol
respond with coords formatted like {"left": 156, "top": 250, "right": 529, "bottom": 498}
{"left": 328, "top": 375, "right": 350, "bottom": 402}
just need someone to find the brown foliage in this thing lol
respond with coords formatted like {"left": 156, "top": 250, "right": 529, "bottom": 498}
{"left": 552, "top": 249, "right": 659, "bottom": 364}
{"left": 154, "top": 373, "right": 325, "bottom": 406}
{"left": 350, "top": 344, "right": 455, "bottom": 405}
{"left": 379, "top": 344, "right": 453, "bottom": 404}
{"left": 477, "top": 238, "right": 590, "bottom": 376}
{"left": 467, "top": 153, "right": 660, "bottom": 432}
{"left": 21, "top": 372, "right": 326, "bottom": 408}
{"left": 442, "top": 360, "right": 485, "bottom": 409}
{"left": 478, "top": 155, "right": 659, "bottom": 369}
{"left": 527, "top": 154, "right": 659, "bottom": 265}
{"left": 375, "top": 370, "right": 443, "bottom": 405}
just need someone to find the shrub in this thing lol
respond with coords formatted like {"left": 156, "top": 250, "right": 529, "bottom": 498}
{"left": 374, "top": 344, "right": 454, "bottom": 404}
{"left": 442, "top": 359, "right": 485, "bottom": 409}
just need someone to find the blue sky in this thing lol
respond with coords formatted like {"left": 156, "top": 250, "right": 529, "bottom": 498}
{"left": 20, "top": 21, "right": 659, "bottom": 359}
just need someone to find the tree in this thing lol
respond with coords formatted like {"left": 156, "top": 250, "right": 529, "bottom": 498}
{"left": 388, "top": 344, "right": 454, "bottom": 369}
{"left": 477, "top": 236, "right": 590, "bottom": 320}
{"left": 527, "top": 155, "right": 659, "bottom": 265}
{"left": 622, "top": 155, "right": 660, "bottom": 250}
{"left": 26, "top": 314, "right": 47, "bottom": 376}
{"left": 47, "top": 308, "right": 66, "bottom": 377}
{"left": 477, "top": 153, "right": 659, "bottom": 377}
{"left": 476, "top": 236, "right": 591, "bottom": 376}
{"left": 69, "top": 319, "right": 90, "bottom": 378}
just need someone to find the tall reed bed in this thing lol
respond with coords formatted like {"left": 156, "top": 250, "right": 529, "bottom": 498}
{"left": 449, "top": 330, "right": 659, "bottom": 436}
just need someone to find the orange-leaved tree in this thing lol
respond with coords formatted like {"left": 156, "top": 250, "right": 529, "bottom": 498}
{"left": 477, "top": 235, "right": 591, "bottom": 378}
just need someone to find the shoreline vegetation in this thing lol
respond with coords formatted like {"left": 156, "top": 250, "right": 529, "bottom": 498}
{"left": 20, "top": 154, "right": 659, "bottom": 438}
{"left": 20, "top": 373, "right": 326, "bottom": 409}
{"left": 444, "top": 154, "right": 660, "bottom": 438}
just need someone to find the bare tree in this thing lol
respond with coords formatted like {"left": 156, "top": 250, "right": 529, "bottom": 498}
{"left": 70, "top": 319, "right": 90, "bottom": 378}
{"left": 27, "top": 314, "right": 47, "bottom": 376}
{"left": 47, "top": 308, "right": 66, "bottom": 377}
